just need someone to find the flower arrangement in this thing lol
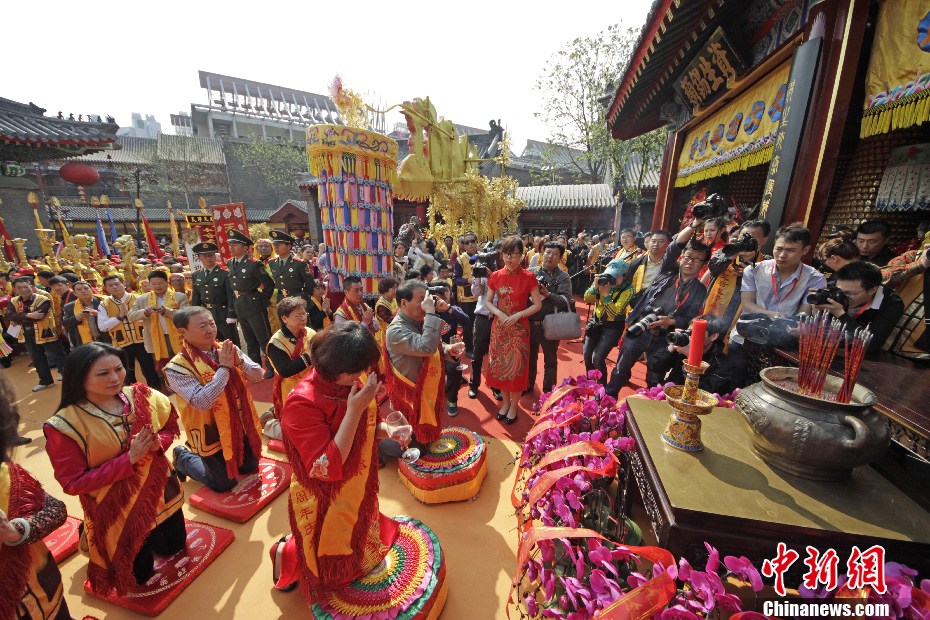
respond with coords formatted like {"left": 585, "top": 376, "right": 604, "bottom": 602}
{"left": 622, "top": 382, "right": 740, "bottom": 411}
{"left": 511, "top": 372, "right": 928, "bottom": 619}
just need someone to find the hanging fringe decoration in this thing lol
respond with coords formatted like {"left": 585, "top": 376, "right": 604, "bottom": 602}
{"left": 860, "top": 90, "right": 930, "bottom": 139}
{"left": 675, "top": 145, "right": 775, "bottom": 187}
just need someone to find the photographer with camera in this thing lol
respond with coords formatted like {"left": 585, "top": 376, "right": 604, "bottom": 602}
{"left": 702, "top": 220, "right": 770, "bottom": 347}
{"left": 466, "top": 249, "right": 503, "bottom": 402}
{"left": 727, "top": 224, "right": 826, "bottom": 386}
{"left": 453, "top": 231, "right": 481, "bottom": 357}
{"left": 810, "top": 261, "right": 904, "bottom": 355}
{"left": 652, "top": 315, "right": 743, "bottom": 394}
{"left": 583, "top": 258, "right": 634, "bottom": 385}
{"left": 604, "top": 216, "right": 711, "bottom": 398}
{"left": 527, "top": 242, "right": 573, "bottom": 395}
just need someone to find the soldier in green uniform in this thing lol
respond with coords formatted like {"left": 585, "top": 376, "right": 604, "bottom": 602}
{"left": 269, "top": 230, "right": 316, "bottom": 304}
{"left": 190, "top": 242, "right": 240, "bottom": 346}
{"left": 226, "top": 230, "right": 275, "bottom": 370}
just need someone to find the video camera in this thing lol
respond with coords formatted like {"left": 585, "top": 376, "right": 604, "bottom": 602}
{"left": 470, "top": 244, "right": 499, "bottom": 278}
{"left": 691, "top": 193, "right": 729, "bottom": 221}
{"left": 721, "top": 232, "right": 759, "bottom": 257}
{"left": 806, "top": 285, "right": 849, "bottom": 310}
{"left": 735, "top": 313, "right": 800, "bottom": 348}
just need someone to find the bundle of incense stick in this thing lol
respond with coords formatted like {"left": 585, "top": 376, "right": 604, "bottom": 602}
{"left": 797, "top": 311, "right": 844, "bottom": 397}
{"left": 837, "top": 326, "right": 873, "bottom": 403}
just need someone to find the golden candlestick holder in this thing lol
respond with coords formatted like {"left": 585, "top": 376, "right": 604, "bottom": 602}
{"left": 661, "top": 361, "right": 718, "bottom": 452}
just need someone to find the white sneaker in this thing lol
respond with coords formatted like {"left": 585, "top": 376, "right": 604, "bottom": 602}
{"left": 32, "top": 383, "right": 52, "bottom": 392}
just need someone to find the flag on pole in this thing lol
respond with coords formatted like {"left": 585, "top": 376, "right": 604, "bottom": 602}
{"left": 167, "top": 201, "right": 181, "bottom": 257}
{"left": 106, "top": 209, "right": 119, "bottom": 244}
{"left": 0, "top": 216, "right": 16, "bottom": 261}
{"left": 142, "top": 213, "right": 163, "bottom": 259}
{"left": 50, "top": 198, "right": 71, "bottom": 245}
{"left": 95, "top": 212, "right": 111, "bottom": 256}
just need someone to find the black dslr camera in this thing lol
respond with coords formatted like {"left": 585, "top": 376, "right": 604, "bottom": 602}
{"left": 721, "top": 232, "right": 759, "bottom": 257}
{"left": 596, "top": 274, "right": 615, "bottom": 286}
{"left": 626, "top": 306, "right": 660, "bottom": 338}
{"left": 806, "top": 285, "right": 849, "bottom": 310}
{"left": 691, "top": 193, "right": 729, "bottom": 220}
{"left": 666, "top": 329, "right": 692, "bottom": 347}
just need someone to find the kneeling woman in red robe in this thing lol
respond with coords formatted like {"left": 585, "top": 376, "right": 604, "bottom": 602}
{"left": 278, "top": 322, "right": 406, "bottom": 604}
{"left": 0, "top": 376, "right": 71, "bottom": 620}
{"left": 44, "top": 342, "right": 186, "bottom": 595}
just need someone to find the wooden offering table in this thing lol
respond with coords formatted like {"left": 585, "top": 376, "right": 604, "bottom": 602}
{"left": 623, "top": 398, "right": 930, "bottom": 573}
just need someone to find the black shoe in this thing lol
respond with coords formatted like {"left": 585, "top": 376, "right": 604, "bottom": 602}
{"left": 172, "top": 446, "right": 188, "bottom": 482}
{"left": 496, "top": 411, "right": 507, "bottom": 422}
{"left": 14, "top": 435, "right": 32, "bottom": 446}
{"left": 468, "top": 388, "right": 478, "bottom": 399}
{"left": 264, "top": 366, "right": 275, "bottom": 380}
{"left": 492, "top": 389, "right": 502, "bottom": 401}
{"left": 504, "top": 413, "right": 518, "bottom": 425}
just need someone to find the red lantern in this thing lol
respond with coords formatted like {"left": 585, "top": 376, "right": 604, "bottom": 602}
{"left": 59, "top": 162, "right": 100, "bottom": 186}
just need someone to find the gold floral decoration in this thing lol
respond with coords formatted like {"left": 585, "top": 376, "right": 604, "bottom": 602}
{"left": 330, "top": 75, "right": 368, "bottom": 129}
{"left": 426, "top": 169, "right": 524, "bottom": 243}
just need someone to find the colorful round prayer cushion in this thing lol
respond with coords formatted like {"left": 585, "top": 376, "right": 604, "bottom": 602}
{"left": 311, "top": 517, "right": 446, "bottom": 620}
{"left": 398, "top": 426, "right": 487, "bottom": 504}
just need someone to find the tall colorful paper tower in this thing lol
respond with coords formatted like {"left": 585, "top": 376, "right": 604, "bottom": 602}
{"left": 307, "top": 124, "right": 398, "bottom": 295}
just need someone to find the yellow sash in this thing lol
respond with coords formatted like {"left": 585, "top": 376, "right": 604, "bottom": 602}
{"left": 386, "top": 347, "right": 444, "bottom": 443}
{"left": 12, "top": 294, "right": 58, "bottom": 344}
{"left": 47, "top": 386, "right": 183, "bottom": 594}
{"left": 0, "top": 463, "right": 65, "bottom": 620}
{"left": 268, "top": 327, "right": 315, "bottom": 411}
{"left": 311, "top": 297, "right": 332, "bottom": 328}
{"left": 73, "top": 297, "right": 103, "bottom": 344}
{"left": 146, "top": 289, "right": 182, "bottom": 362}
{"left": 103, "top": 293, "right": 145, "bottom": 347}
{"left": 289, "top": 399, "right": 383, "bottom": 578}
{"left": 457, "top": 254, "right": 477, "bottom": 302}
{"left": 164, "top": 349, "right": 262, "bottom": 464}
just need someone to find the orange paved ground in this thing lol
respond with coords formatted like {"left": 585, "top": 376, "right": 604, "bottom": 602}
{"left": 6, "top": 337, "right": 646, "bottom": 619}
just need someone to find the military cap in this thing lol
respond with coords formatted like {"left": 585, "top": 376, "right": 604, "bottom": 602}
{"left": 193, "top": 242, "right": 219, "bottom": 255}
{"left": 227, "top": 229, "right": 253, "bottom": 245}
{"left": 270, "top": 230, "right": 296, "bottom": 244}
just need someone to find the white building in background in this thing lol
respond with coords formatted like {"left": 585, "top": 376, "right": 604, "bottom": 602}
{"left": 179, "top": 70, "right": 387, "bottom": 143}
{"left": 117, "top": 113, "right": 162, "bottom": 138}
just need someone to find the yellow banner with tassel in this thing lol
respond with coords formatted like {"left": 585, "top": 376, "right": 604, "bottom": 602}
{"left": 860, "top": 0, "right": 930, "bottom": 138}
{"left": 675, "top": 61, "right": 791, "bottom": 188}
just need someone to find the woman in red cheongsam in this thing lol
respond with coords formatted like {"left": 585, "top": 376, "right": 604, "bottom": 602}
{"left": 484, "top": 236, "right": 542, "bottom": 425}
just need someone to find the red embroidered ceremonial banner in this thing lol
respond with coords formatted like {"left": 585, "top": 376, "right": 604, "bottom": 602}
{"left": 210, "top": 203, "right": 249, "bottom": 261}
{"left": 184, "top": 213, "right": 217, "bottom": 269}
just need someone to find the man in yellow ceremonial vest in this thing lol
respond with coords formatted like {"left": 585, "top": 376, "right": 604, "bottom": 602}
{"left": 61, "top": 281, "right": 105, "bottom": 347}
{"left": 97, "top": 274, "right": 163, "bottom": 389}
{"left": 165, "top": 306, "right": 265, "bottom": 492}
{"left": 452, "top": 231, "right": 479, "bottom": 357}
{"left": 383, "top": 281, "right": 465, "bottom": 458}
{"left": 4, "top": 277, "right": 66, "bottom": 392}
{"left": 128, "top": 270, "right": 188, "bottom": 369}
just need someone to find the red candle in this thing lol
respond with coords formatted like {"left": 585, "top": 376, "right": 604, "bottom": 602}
{"left": 688, "top": 319, "right": 707, "bottom": 366}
